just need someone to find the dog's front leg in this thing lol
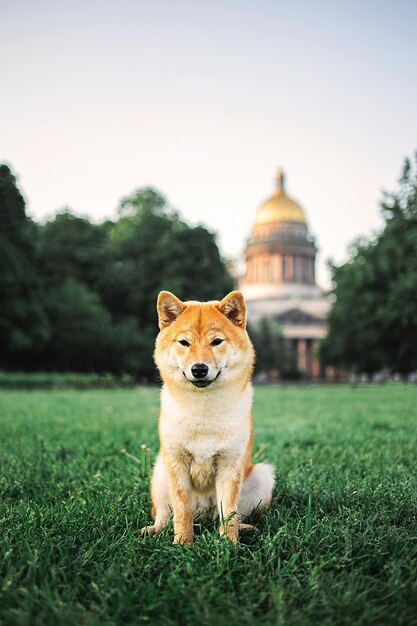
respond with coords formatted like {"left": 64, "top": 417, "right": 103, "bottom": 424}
{"left": 216, "top": 460, "right": 243, "bottom": 544}
{"left": 165, "top": 456, "right": 193, "bottom": 545}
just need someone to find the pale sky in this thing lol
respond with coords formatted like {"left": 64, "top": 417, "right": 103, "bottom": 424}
{"left": 2, "top": 0, "right": 417, "bottom": 287}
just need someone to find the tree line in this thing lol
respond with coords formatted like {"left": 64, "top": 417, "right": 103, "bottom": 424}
{"left": 2, "top": 154, "right": 416, "bottom": 381}
{"left": 0, "top": 165, "right": 233, "bottom": 380}
{"left": 321, "top": 153, "right": 417, "bottom": 376}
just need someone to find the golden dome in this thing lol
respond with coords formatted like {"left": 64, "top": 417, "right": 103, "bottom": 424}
{"left": 254, "top": 169, "right": 306, "bottom": 226}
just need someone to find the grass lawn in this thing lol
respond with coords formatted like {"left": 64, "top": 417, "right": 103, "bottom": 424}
{"left": 1, "top": 384, "right": 417, "bottom": 626}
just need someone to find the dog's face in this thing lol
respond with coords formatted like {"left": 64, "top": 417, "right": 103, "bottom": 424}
{"left": 154, "top": 291, "right": 254, "bottom": 391}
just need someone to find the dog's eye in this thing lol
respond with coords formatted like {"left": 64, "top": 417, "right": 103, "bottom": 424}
{"left": 211, "top": 338, "right": 224, "bottom": 346}
{"left": 178, "top": 339, "right": 190, "bottom": 347}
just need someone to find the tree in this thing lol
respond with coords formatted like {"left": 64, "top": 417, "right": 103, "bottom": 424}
{"left": 39, "top": 278, "right": 144, "bottom": 373}
{"left": 0, "top": 171, "right": 233, "bottom": 378}
{"left": 104, "top": 187, "right": 234, "bottom": 378}
{"left": 249, "top": 318, "right": 297, "bottom": 378}
{"left": 37, "top": 210, "right": 109, "bottom": 289}
{"left": 0, "top": 165, "right": 49, "bottom": 367}
{"left": 321, "top": 153, "right": 417, "bottom": 375}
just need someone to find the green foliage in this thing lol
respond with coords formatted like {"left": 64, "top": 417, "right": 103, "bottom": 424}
{"left": 103, "top": 187, "right": 233, "bottom": 377}
{"left": 0, "top": 165, "right": 49, "bottom": 366}
{"left": 249, "top": 319, "right": 297, "bottom": 378}
{"left": 109, "top": 186, "right": 233, "bottom": 305}
{"left": 39, "top": 278, "right": 142, "bottom": 373}
{"left": 118, "top": 186, "right": 167, "bottom": 217}
{"left": 321, "top": 153, "right": 417, "bottom": 374}
{"left": 37, "top": 210, "right": 108, "bottom": 289}
{"left": 1, "top": 385, "right": 417, "bottom": 625}
{"left": 0, "top": 169, "right": 233, "bottom": 378}
{"left": 0, "top": 371, "right": 134, "bottom": 388}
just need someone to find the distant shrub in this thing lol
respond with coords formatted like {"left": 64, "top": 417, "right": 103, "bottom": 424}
{"left": 0, "top": 372, "right": 136, "bottom": 389}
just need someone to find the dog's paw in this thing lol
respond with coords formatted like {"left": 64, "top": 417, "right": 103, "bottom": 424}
{"left": 140, "top": 524, "right": 160, "bottom": 537}
{"left": 221, "top": 532, "right": 238, "bottom": 544}
{"left": 219, "top": 522, "right": 239, "bottom": 544}
{"left": 172, "top": 534, "right": 194, "bottom": 545}
{"left": 219, "top": 522, "right": 257, "bottom": 543}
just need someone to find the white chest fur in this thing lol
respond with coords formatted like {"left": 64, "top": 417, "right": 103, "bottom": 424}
{"left": 159, "top": 384, "right": 252, "bottom": 491}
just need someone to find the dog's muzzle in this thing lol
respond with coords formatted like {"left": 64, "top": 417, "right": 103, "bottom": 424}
{"left": 183, "top": 370, "right": 221, "bottom": 388}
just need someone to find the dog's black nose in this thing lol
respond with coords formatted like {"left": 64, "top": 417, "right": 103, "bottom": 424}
{"left": 191, "top": 363, "right": 209, "bottom": 379}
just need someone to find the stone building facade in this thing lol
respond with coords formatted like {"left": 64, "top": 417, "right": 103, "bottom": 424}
{"left": 239, "top": 169, "right": 330, "bottom": 378}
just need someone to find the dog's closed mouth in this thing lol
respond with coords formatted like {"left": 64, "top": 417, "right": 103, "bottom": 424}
{"left": 191, "top": 380, "right": 213, "bottom": 388}
{"left": 183, "top": 370, "right": 221, "bottom": 388}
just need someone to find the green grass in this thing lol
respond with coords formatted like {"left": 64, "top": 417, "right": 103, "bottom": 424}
{"left": 1, "top": 385, "right": 417, "bottom": 626}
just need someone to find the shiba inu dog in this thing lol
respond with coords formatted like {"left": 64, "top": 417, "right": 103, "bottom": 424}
{"left": 141, "top": 290, "right": 275, "bottom": 544}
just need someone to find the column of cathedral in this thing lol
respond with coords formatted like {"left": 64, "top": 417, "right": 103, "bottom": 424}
{"left": 294, "top": 338, "right": 320, "bottom": 378}
{"left": 245, "top": 254, "right": 316, "bottom": 285}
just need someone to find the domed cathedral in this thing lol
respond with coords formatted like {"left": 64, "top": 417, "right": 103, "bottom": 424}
{"left": 239, "top": 169, "right": 330, "bottom": 378}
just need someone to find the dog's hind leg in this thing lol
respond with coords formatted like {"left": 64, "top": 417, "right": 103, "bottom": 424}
{"left": 238, "top": 463, "right": 275, "bottom": 519}
{"left": 140, "top": 453, "right": 171, "bottom": 536}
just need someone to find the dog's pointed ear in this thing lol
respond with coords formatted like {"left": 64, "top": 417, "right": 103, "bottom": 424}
{"left": 157, "top": 291, "right": 185, "bottom": 329}
{"left": 217, "top": 291, "right": 246, "bottom": 328}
